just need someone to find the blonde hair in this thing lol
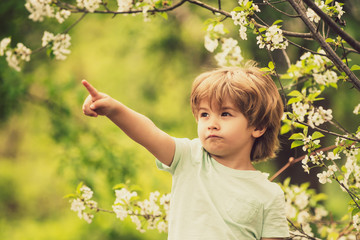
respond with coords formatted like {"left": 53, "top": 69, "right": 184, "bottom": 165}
{"left": 190, "top": 63, "right": 284, "bottom": 162}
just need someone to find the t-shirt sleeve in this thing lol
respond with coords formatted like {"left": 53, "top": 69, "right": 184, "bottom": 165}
{"left": 156, "top": 137, "right": 193, "bottom": 175}
{"left": 261, "top": 191, "right": 290, "bottom": 238}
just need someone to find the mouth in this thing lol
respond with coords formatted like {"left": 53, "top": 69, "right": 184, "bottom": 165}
{"left": 206, "top": 135, "right": 222, "bottom": 140}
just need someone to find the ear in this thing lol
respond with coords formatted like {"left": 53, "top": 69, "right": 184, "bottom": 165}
{"left": 252, "top": 127, "right": 266, "bottom": 138}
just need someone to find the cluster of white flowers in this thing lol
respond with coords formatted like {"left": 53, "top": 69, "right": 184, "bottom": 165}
{"left": 306, "top": 1, "right": 344, "bottom": 23}
{"left": 76, "top": 0, "right": 102, "bottom": 13}
{"left": 342, "top": 145, "right": 360, "bottom": 189}
{"left": 287, "top": 49, "right": 336, "bottom": 85}
{"left": 204, "top": 23, "right": 226, "bottom": 53}
{"left": 69, "top": 185, "right": 97, "bottom": 224}
{"left": 313, "top": 69, "right": 338, "bottom": 85}
{"left": 117, "top": 0, "right": 133, "bottom": 12}
{"left": 282, "top": 181, "right": 328, "bottom": 238}
{"left": 291, "top": 100, "right": 333, "bottom": 128}
{"left": 231, "top": 0, "right": 260, "bottom": 40}
{"left": 353, "top": 214, "right": 360, "bottom": 231}
{"left": 256, "top": 25, "right": 288, "bottom": 51}
{"left": 353, "top": 103, "right": 360, "bottom": 115}
{"left": 308, "top": 106, "right": 333, "bottom": 128}
{"left": 214, "top": 38, "right": 243, "bottom": 67}
{"left": 25, "top": 0, "right": 71, "bottom": 23}
{"left": 231, "top": 11, "right": 249, "bottom": 40}
{"left": 0, "top": 38, "right": 32, "bottom": 71}
{"left": 292, "top": 102, "right": 310, "bottom": 122}
{"left": 112, "top": 188, "right": 170, "bottom": 233}
{"left": 42, "top": 31, "right": 71, "bottom": 60}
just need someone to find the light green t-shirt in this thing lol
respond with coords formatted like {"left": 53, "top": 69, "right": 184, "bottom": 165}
{"left": 156, "top": 138, "right": 289, "bottom": 240}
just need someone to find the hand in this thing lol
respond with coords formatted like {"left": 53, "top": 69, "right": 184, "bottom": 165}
{"left": 82, "top": 80, "right": 115, "bottom": 117}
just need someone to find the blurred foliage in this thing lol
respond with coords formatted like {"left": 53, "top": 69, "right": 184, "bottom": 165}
{"left": 0, "top": 0, "right": 359, "bottom": 239}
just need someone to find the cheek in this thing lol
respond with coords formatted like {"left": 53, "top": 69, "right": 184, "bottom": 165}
{"left": 197, "top": 122, "right": 205, "bottom": 137}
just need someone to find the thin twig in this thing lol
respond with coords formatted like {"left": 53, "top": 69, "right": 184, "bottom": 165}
{"left": 263, "top": 0, "right": 301, "bottom": 18}
{"left": 64, "top": 12, "right": 88, "bottom": 34}
{"left": 287, "top": 0, "right": 360, "bottom": 91}
{"left": 302, "top": 0, "right": 360, "bottom": 53}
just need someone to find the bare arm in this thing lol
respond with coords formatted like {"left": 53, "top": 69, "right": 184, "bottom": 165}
{"left": 82, "top": 80, "right": 175, "bottom": 166}
{"left": 261, "top": 238, "right": 286, "bottom": 240}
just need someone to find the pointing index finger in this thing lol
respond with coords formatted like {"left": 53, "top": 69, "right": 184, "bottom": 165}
{"left": 82, "top": 80, "right": 99, "bottom": 98}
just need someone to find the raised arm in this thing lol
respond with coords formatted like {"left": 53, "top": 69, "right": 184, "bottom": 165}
{"left": 82, "top": 80, "right": 175, "bottom": 166}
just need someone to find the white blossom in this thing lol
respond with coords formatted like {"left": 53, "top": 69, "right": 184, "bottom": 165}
{"left": 55, "top": 9, "right": 71, "bottom": 24}
{"left": 4, "top": 43, "right": 32, "bottom": 71}
{"left": 70, "top": 198, "right": 86, "bottom": 218}
{"left": 256, "top": 25, "right": 288, "bottom": 51}
{"left": 76, "top": 0, "right": 102, "bottom": 13}
{"left": 314, "top": 206, "right": 328, "bottom": 221}
{"left": 117, "top": 0, "right": 133, "bottom": 12}
{"left": 25, "top": 0, "right": 54, "bottom": 22}
{"left": 130, "top": 215, "right": 145, "bottom": 233}
{"left": 308, "top": 107, "right": 333, "bottom": 128}
{"left": 292, "top": 102, "right": 309, "bottom": 122}
{"left": 306, "top": 8, "right": 321, "bottom": 23}
{"left": 214, "top": 38, "right": 243, "bottom": 67}
{"left": 42, "top": 31, "right": 71, "bottom": 60}
{"left": 80, "top": 185, "right": 93, "bottom": 200}
{"left": 313, "top": 70, "right": 338, "bottom": 85}
{"left": 212, "top": 23, "right": 226, "bottom": 35}
{"left": 25, "top": 0, "right": 71, "bottom": 23}
{"left": 157, "top": 221, "right": 168, "bottom": 233}
{"left": 353, "top": 103, "right": 360, "bottom": 115}
{"left": 326, "top": 152, "right": 340, "bottom": 161}
{"left": 294, "top": 192, "right": 309, "bottom": 210}
{"left": 334, "top": 2, "right": 345, "bottom": 19}
{"left": 114, "top": 188, "right": 138, "bottom": 205}
{"left": 82, "top": 212, "right": 94, "bottom": 223}
{"left": 112, "top": 205, "right": 128, "bottom": 220}
{"left": 317, "top": 170, "right": 332, "bottom": 184}
{"left": 204, "top": 34, "right": 218, "bottom": 53}
{"left": 0, "top": 38, "right": 11, "bottom": 56}
{"left": 297, "top": 210, "right": 310, "bottom": 224}
{"left": 231, "top": 11, "right": 248, "bottom": 40}
{"left": 353, "top": 214, "right": 360, "bottom": 231}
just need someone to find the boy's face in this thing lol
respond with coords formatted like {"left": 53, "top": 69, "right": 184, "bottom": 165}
{"left": 196, "top": 98, "right": 265, "bottom": 165}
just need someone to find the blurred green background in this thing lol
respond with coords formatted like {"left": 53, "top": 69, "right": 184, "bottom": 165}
{"left": 0, "top": 1, "right": 359, "bottom": 239}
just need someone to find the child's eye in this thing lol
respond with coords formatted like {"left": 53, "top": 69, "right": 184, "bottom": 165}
{"left": 200, "top": 112, "right": 209, "bottom": 118}
{"left": 221, "top": 112, "right": 232, "bottom": 117}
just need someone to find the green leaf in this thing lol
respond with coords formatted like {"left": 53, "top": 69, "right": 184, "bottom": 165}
{"left": 272, "top": 20, "right": 283, "bottom": 25}
{"left": 287, "top": 97, "right": 302, "bottom": 105}
{"left": 325, "top": 38, "right": 334, "bottom": 43}
{"left": 289, "top": 133, "right": 304, "bottom": 140}
{"left": 312, "top": 131, "right": 325, "bottom": 140}
{"left": 325, "top": 0, "right": 333, "bottom": 5}
{"left": 233, "top": 6, "right": 244, "bottom": 12}
{"left": 350, "top": 64, "right": 360, "bottom": 71}
{"left": 157, "top": 12, "right": 168, "bottom": 20}
{"left": 287, "top": 90, "right": 302, "bottom": 97}
{"left": 113, "top": 183, "right": 127, "bottom": 190}
{"left": 280, "top": 124, "right": 291, "bottom": 135}
{"left": 303, "top": 127, "right": 308, "bottom": 136}
{"left": 76, "top": 182, "right": 84, "bottom": 195}
{"left": 258, "top": 27, "right": 267, "bottom": 33}
{"left": 268, "top": 61, "right": 274, "bottom": 69}
{"left": 63, "top": 194, "right": 78, "bottom": 199}
{"left": 291, "top": 140, "right": 304, "bottom": 148}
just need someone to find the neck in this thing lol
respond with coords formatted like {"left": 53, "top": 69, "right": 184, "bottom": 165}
{"left": 210, "top": 154, "right": 256, "bottom": 171}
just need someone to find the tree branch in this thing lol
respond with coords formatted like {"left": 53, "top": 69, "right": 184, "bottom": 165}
{"left": 185, "top": 0, "right": 313, "bottom": 39}
{"left": 302, "top": 0, "right": 360, "bottom": 53}
{"left": 287, "top": 0, "right": 360, "bottom": 91}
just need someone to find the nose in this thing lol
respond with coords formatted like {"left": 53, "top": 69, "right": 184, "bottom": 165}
{"left": 208, "top": 116, "right": 220, "bottom": 130}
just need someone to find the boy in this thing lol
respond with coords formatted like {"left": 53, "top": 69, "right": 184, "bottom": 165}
{"left": 82, "top": 64, "right": 289, "bottom": 239}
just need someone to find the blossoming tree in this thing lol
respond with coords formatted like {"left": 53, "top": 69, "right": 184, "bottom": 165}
{"left": 1, "top": 0, "right": 359, "bottom": 238}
